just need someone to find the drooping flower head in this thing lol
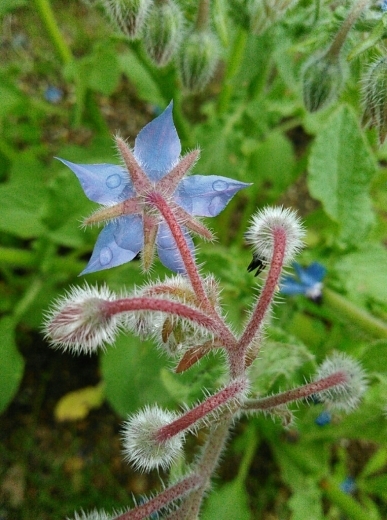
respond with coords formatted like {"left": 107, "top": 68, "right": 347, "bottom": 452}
{"left": 58, "top": 102, "right": 249, "bottom": 275}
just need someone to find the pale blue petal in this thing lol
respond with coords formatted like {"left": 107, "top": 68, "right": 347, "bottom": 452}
{"left": 134, "top": 102, "right": 181, "bottom": 179}
{"left": 293, "top": 262, "right": 326, "bottom": 288}
{"left": 156, "top": 223, "right": 194, "bottom": 273}
{"left": 280, "top": 278, "right": 306, "bottom": 295}
{"left": 81, "top": 217, "right": 143, "bottom": 275}
{"left": 57, "top": 158, "right": 133, "bottom": 204}
{"left": 175, "top": 175, "right": 251, "bottom": 217}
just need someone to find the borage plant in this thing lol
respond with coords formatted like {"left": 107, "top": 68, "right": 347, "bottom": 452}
{"left": 44, "top": 104, "right": 367, "bottom": 520}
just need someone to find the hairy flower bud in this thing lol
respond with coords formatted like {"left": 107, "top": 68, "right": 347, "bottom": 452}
{"left": 122, "top": 406, "right": 184, "bottom": 471}
{"left": 362, "top": 57, "right": 387, "bottom": 143}
{"left": 144, "top": 0, "right": 183, "bottom": 67}
{"left": 245, "top": 206, "right": 304, "bottom": 266}
{"left": 179, "top": 29, "right": 220, "bottom": 92}
{"left": 314, "top": 352, "right": 367, "bottom": 412}
{"left": 43, "top": 284, "right": 122, "bottom": 354}
{"left": 102, "top": 0, "right": 151, "bottom": 39}
{"left": 250, "top": 0, "right": 298, "bottom": 34}
{"left": 302, "top": 53, "right": 344, "bottom": 112}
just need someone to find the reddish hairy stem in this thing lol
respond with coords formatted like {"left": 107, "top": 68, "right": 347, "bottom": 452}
{"left": 243, "top": 372, "right": 347, "bottom": 411}
{"left": 146, "top": 191, "right": 211, "bottom": 308}
{"left": 155, "top": 379, "right": 246, "bottom": 442}
{"left": 116, "top": 474, "right": 202, "bottom": 520}
{"left": 146, "top": 191, "right": 237, "bottom": 349}
{"left": 104, "top": 297, "right": 236, "bottom": 348}
{"left": 237, "top": 228, "right": 286, "bottom": 358}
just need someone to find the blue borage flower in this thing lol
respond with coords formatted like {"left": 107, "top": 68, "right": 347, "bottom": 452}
{"left": 315, "top": 410, "right": 332, "bottom": 426}
{"left": 340, "top": 476, "right": 356, "bottom": 494}
{"left": 280, "top": 262, "right": 326, "bottom": 302}
{"left": 58, "top": 102, "right": 249, "bottom": 275}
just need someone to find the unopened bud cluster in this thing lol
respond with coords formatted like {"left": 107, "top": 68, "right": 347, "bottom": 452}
{"left": 362, "top": 57, "right": 387, "bottom": 143}
{"left": 99, "top": 0, "right": 219, "bottom": 91}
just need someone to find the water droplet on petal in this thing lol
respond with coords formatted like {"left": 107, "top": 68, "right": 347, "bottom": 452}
{"left": 212, "top": 180, "right": 228, "bottom": 191}
{"left": 100, "top": 247, "right": 113, "bottom": 266}
{"left": 208, "top": 195, "right": 223, "bottom": 216}
{"left": 106, "top": 174, "right": 122, "bottom": 189}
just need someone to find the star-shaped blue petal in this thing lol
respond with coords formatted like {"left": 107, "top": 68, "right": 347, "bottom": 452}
{"left": 58, "top": 101, "right": 250, "bottom": 275}
{"left": 280, "top": 262, "right": 326, "bottom": 302}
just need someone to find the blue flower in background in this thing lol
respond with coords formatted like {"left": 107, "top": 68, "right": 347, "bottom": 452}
{"left": 340, "top": 476, "right": 356, "bottom": 494}
{"left": 45, "top": 86, "right": 63, "bottom": 104}
{"left": 58, "top": 102, "right": 249, "bottom": 275}
{"left": 315, "top": 410, "right": 332, "bottom": 426}
{"left": 280, "top": 262, "right": 326, "bottom": 302}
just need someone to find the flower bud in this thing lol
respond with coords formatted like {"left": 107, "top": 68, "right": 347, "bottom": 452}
{"left": 144, "top": 0, "right": 183, "bottom": 67}
{"left": 43, "top": 284, "right": 122, "bottom": 354}
{"left": 302, "top": 53, "right": 344, "bottom": 112}
{"left": 245, "top": 206, "right": 304, "bottom": 266}
{"left": 122, "top": 405, "right": 184, "bottom": 471}
{"left": 179, "top": 29, "right": 220, "bottom": 92}
{"left": 314, "top": 352, "right": 367, "bottom": 412}
{"left": 362, "top": 57, "right": 387, "bottom": 143}
{"left": 102, "top": 0, "right": 151, "bottom": 39}
{"left": 250, "top": 0, "right": 298, "bottom": 35}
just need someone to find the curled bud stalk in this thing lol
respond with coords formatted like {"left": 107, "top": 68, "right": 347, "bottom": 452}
{"left": 362, "top": 57, "right": 387, "bottom": 143}
{"left": 245, "top": 206, "right": 304, "bottom": 266}
{"left": 238, "top": 207, "right": 304, "bottom": 366}
{"left": 302, "top": 52, "right": 344, "bottom": 112}
{"left": 128, "top": 275, "right": 222, "bottom": 356}
{"left": 144, "top": 0, "right": 183, "bottom": 67}
{"left": 102, "top": 0, "right": 151, "bottom": 39}
{"left": 179, "top": 29, "right": 220, "bottom": 92}
{"left": 314, "top": 352, "right": 367, "bottom": 412}
{"left": 121, "top": 406, "right": 184, "bottom": 471}
{"left": 43, "top": 284, "right": 123, "bottom": 354}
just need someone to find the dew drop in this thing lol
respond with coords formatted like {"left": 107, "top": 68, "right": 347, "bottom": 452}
{"left": 212, "top": 180, "right": 228, "bottom": 191}
{"left": 208, "top": 195, "right": 223, "bottom": 216}
{"left": 106, "top": 174, "right": 122, "bottom": 189}
{"left": 100, "top": 247, "right": 113, "bottom": 266}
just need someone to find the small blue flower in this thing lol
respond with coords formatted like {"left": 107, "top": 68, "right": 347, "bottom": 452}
{"left": 315, "top": 410, "right": 331, "bottom": 426}
{"left": 45, "top": 86, "right": 63, "bottom": 104}
{"left": 280, "top": 262, "right": 326, "bottom": 302}
{"left": 58, "top": 102, "right": 249, "bottom": 275}
{"left": 340, "top": 476, "right": 356, "bottom": 494}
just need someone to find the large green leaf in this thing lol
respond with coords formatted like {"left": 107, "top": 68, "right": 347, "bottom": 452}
{"left": 202, "top": 478, "right": 252, "bottom": 520}
{"left": 0, "top": 155, "right": 48, "bottom": 238}
{"left": 308, "top": 105, "right": 377, "bottom": 245}
{"left": 333, "top": 244, "right": 387, "bottom": 305}
{"left": 0, "top": 316, "right": 25, "bottom": 414}
{"left": 101, "top": 333, "right": 172, "bottom": 417}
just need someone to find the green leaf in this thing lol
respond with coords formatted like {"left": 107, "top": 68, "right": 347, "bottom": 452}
{"left": 202, "top": 478, "right": 252, "bottom": 520}
{"left": 0, "top": 317, "right": 25, "bottom": 414}
{"left": 0, "top": 0, "right": 26, "bottom": 15}
{"left": 87, "top": 44, "right": 121, "bottom": 96}
{"left": 0, "top": 155, "right": 48, "bottom": 238}
{"left": 333, "top": 244, "right": 387, "bottom": 305}
{"left": 118, "top": 52, "right": 165, "bottom": 106}
{"left": 101, "top": 333, "right": 172, "bottom": 417}
{"left": 308, "top": 105, "right": 377, "bottom": 245}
